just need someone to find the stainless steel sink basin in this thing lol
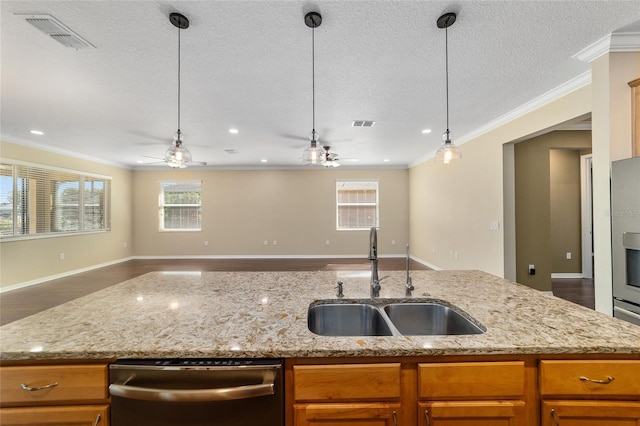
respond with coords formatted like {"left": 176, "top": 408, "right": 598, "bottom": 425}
{"left": 308, "top": 303, "right": 394, "bottom": 336}
{"left": 383, "top": 303, "right": 484, "bottom": 335}
{"left": 307, "top": 299, "right": 485, "bottom": 337}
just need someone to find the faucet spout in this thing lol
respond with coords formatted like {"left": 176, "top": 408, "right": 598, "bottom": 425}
{"left": 368, "top": 226, "right": 377, "bottom": 260}
{"left": 369, "top": 227, "right": 380, "bottom": 297}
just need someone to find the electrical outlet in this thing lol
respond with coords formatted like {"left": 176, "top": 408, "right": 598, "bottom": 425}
{"left": 59, "top": 252, "right": 65, "bottom": 260}
{"left": 204, "top": 240, "right": 209, "bottom": 246}
{"left": 263, "top": 240, "right": 268, "bottom": 246}
{"left": 391, "top": 240, "right": 396, "bottom": 245}
{"left": 490, "top": 221, "right": 500, "bottom": 230}
{"left": 123, "top": 242, "right": 128, "bottom": 248}
{"left": 325, "top": 240, "right": 330, "bottom": 246}
{"left": 272, "top": 240, "right": 277, "bottom": 246}
{"left": 528, "top": 264, "right": 536, "bottom": 275}
{"left": 566, "top": 252, "right": 571, "bottom": 260}
{"left": 454, "top": 251, "right": 459, "bottom": 259}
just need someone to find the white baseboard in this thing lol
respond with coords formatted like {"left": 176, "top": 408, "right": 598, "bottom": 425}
{"left": 132, "top": 254, "right": 407, "bottom": 260}
{"left": 0, "top": 257, "right": 134, "bottom": 294}
{"left": 410, "top": 256, "right": 442, "bottom": 271}
{"left": 551, "top": 273, "right": 584, "bottom": 279}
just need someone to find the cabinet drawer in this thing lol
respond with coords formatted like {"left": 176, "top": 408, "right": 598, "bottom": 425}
{"left": 539, "top": 360, "right": 640, "bottom": 398}
{"left": 0, "top": 405, "right": 109, "bottom": 425}
{"left": 0, "top": 365, "right": 108, "bottom": 406}
{"left": 418, "top": 361, "right": 525, "bottom": 399}
{"left": 293, "top": 363, "right": 401, "bottom": 402}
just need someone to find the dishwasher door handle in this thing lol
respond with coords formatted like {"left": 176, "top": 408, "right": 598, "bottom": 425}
{"left": 109, "top": 381, "right": 275, "bottom": 402}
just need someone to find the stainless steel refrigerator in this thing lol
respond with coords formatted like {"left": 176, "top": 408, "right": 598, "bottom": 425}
{"left": 611, "top": 157, "right": 640, "bottom": 325}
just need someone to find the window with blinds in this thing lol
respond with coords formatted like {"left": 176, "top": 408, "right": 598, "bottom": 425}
{"left": 336, "top": 180, "right": 379, "bottom": 230}
{"left": 159, "top": 180, "right": 202, "bottom": 231}
{"left": 0, "top": 161, "right": 111, "bottom": 239}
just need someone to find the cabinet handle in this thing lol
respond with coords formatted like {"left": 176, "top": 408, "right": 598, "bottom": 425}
{"left": 424, "top": 409, "right": 431, "bottom": 426}
{"left": 551, "top": 408, "right": 559, "bottom": 426}
{"left": 579, "top": 375, "right": 615, "bottom": 384}
{"left": 20, "top": 382, "right": 58, "bottom": 391}
{"left": 94, "top": 414, "right": 101, "bottom": 426}
{"left": 392, "top": 410, "right": 398, "bottom": 426}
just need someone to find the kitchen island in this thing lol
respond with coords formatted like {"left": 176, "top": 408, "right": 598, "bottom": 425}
{"left": 1, "top": 270, "right": 638, "bottom": 425}
{"left": 0, "top": 269, "right": 638, "bottom": 360}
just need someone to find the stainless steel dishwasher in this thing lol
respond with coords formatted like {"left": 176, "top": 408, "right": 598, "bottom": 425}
{"left": 109, "top": 359, "right": 284, "bottom": 426}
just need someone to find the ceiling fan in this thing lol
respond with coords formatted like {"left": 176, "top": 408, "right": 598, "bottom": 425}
{"left": 322, "top": 146, "right": 341, "bottom": 168}
{"left": 141, "top": 132, "right": 207, "bottom": 168}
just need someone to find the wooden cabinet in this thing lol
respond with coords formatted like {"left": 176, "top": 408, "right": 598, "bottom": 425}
{"left": 292, "top": 363, "right": 403, "bottom": 426}
{"left": 418, "top": 362, "right": 527, "bottom": 426}
{"left": 539, "top": 360, "right": 640, "bottom": 425}
{"left": 0, "top": 363, "right": 109, "bottom": 426}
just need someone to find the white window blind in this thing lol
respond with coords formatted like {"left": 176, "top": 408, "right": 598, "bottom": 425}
{"left": 336, "top": 180, "right": 379, "bottom": 230}
{"left": 0, "top": 161, "right": 111, "bottom": 239}
{"left": 159, "top": 180, "right": 202, "bottom": 231}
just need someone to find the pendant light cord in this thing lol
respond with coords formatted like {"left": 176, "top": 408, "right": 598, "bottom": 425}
{"left": 177, "top": 25, "right": 181, "bottom": 138}
{"left": 312, "top": 24, "right": 316, "bottom": 140}
{"left": 445, "top": 25, "right": 449, "bottom": 135}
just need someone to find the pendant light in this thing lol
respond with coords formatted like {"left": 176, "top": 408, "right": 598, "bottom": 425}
{"left": 435, "top": 12, "right": 461, "bottom": 165}
{"left": 165, "top": 12, "right": 192, "bottom": 168}
{"left": 302, "top": 12, "right": 326, "bottom": 165}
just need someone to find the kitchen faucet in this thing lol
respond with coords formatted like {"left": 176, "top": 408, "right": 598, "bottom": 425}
{"left": 405, "top": 243, "right": 414, "bottom": 296}
{"left": 368, "top": 227, "right": 388, "bottom": 297}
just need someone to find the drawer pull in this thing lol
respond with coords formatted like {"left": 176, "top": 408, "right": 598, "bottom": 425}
{"left": 579, "top": 375, "right": 615, "bottom": 384}
{"left": 20, "top": 382, "right": 59, "bottom": 391}
{"left": 392, "top": 411, "right": 398, "bottom": 426}
{"left": 551, "top": 408, "right": 559, "bottom": 426}
{"left": 94, "top": 414, "right": 102, "bottom": 426}
{"left": 424, "top": 410, "right": 431, "bottom": 426}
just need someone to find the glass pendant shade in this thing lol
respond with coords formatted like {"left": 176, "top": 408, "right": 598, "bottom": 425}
{"left": 435, "top": 130, "right": 461, "bottom": 165}
{"left": 302, "top": 139, "right": 325, "bottom": 165}
{"left": 165, "top": 134, "right": 192, "bottom": 168}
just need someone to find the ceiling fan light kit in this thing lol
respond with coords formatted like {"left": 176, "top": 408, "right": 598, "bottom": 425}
{"left": 434, "top": 12, "right": 462, "bottom": 165}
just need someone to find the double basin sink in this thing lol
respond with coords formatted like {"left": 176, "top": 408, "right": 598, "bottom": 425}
{"left": 308, "top": 299, "right": 485, "bottom": 337}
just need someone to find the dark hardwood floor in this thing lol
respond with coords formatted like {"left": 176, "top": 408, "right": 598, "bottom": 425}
{"left": 0, "top": 259, "right": 596, "bottom": 326}
{"left": 0, "top": 258, "right": 428, "bottom": 326}
{"left": 551, "top": 277, "right": 595, "bottom": 310}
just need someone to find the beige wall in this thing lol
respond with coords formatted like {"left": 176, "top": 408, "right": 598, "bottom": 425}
{"left": 550, "top": 149, "right": 584, "bottom": 273}
{"left": 591, "top": 51, "right": 640, "bottom": 314}
{"left": 0, "top": 141, "right": 133, "bottom": 289}
{"left": 409, "top": 85, "right": 592, "bottom": 278}
{"left": 513, "top": 131, "right": 591, "bottom": 291}
{"left": 132, "top": 168, "right": 409, "bottom": 257}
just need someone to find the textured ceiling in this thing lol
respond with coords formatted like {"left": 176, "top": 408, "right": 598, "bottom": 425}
{"left": 2, "top": 1, "right": 640, "bottom": 169}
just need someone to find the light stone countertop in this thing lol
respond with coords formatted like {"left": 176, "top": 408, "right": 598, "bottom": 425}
{"left": 0, "top": 270, "right": 638, "bottom": 361}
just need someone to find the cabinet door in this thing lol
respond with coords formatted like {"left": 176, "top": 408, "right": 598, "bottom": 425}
{"left": 541, "top": 401, "right": 640, "bottom": 426}
{"left": 295, "top": 403, "right": 401, "bottom": 426}
{"left": 419, "top": 401, "right": 526, "bottom": 426}
{"left": 0, "top": 405, "right": 109, "bottom": 426}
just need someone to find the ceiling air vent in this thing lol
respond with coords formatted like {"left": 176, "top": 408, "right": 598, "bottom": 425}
{"left": 17, "top": 14, "right": 94, "bottom": 49}
{"left": 352, "top": 120, "right": 375, "bottom": 127}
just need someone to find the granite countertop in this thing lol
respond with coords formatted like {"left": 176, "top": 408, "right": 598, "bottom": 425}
{"left": 0, "top": 270, "right": 638, "bottom": 361}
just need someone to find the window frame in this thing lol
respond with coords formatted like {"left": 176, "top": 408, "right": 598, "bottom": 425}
{"left": 0, "top": 159, "right": 111, "bottom": 241}
{"left": 158, "top": 180, "right": 203, "bottom": 232}
{"left": 336, "top": 179, "right": 380, "bottom": 231}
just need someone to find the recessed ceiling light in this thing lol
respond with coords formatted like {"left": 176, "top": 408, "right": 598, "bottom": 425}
{"left": 30, "top": 130, "right": 44, "bottom": 135}
{"left": 383, "top": 159, "right": 390, "bottom": 162}
{"left": 421, "top": 129, "right": 432, "bottom": 134}
{"left": 261, "top": 159, "right": 268, "bottom": 163}
{"left": 229, "top": 128, "right": 239, "bottom": 134}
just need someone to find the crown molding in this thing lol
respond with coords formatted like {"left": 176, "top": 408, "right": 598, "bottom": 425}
{"left": 573, "top": 32, "right": 640, "bottom": 63}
